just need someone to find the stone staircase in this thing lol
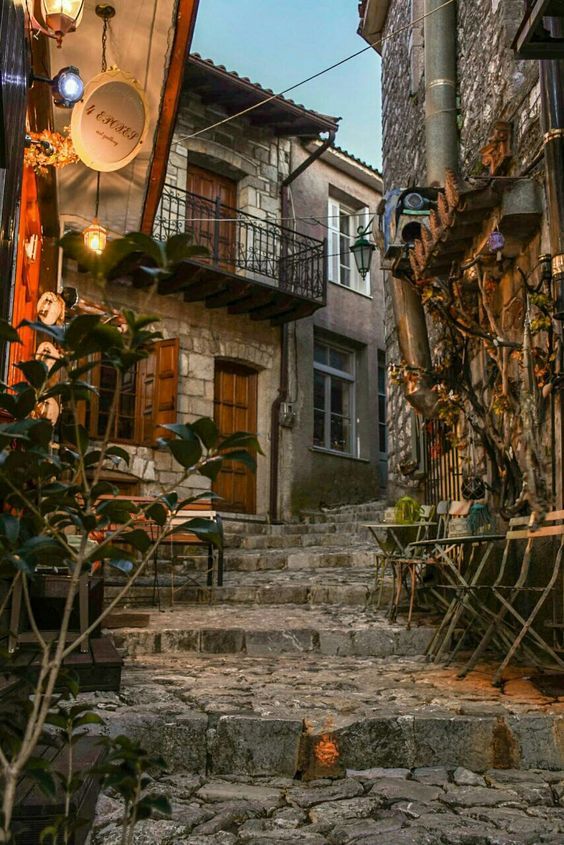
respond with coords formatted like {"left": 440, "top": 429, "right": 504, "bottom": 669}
{"left": 98, "top": 499, "right": 564, "bottom": 794}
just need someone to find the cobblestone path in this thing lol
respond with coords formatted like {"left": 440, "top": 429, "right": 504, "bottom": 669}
{"left": 92, "top": 767, "right": 564, "bottom": 844}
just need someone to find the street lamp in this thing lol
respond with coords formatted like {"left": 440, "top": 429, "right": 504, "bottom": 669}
{"left": 41, "top": 0, "right": 84, "bottom": 46}
{"left": 350, "top": 222, "right": 376, "bottom": 280}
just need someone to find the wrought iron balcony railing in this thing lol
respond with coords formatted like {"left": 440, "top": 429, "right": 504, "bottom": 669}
{"left": 154, "top": 184, "right": 327, "bottom": 305}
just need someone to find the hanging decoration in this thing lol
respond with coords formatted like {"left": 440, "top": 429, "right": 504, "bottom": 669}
{"left": 24, "top": 129, "right": 79, "bottom": 175}
{"left": 70, "top": 10, "right": 148, "bottom": 172}
{"left": 83, "top": 171, "right": 107, "bottom": 254}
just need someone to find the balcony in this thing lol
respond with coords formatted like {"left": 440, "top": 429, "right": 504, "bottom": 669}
{"left": 152, "top": 185, "right": 327, "bottom": 324}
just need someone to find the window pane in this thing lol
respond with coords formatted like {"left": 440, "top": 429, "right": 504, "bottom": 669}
{"left": 378, "top": 395, "right": 386, "bottom": 419}
{"left": 314, "top": 370, "right": 325, "bottom": 410}
{"left": 313, "top": 409, "right": 325, "bottom": 447}
{"left": 331, "top": 378, "right": 350, "bottom": 415}
{"left": 314, "top": 342, "right": 327, "bottom": 365}
{"left": 339, "top": 211, "right": 350, "bottom": 237}
{"left": 379, "top": 424, "right": 386, "bottom": 453}
{"left": 329, "top": 347, "right": 351, "bottom": 373}
{"left": 330, "top": 413, "right": 350, "bottom": 452}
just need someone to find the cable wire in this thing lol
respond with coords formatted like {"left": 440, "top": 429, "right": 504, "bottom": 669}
{"left": 177, "top": 0, "right": 455, "bottom": 144}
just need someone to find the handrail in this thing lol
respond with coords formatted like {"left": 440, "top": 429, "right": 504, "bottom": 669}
{"left": 154, "top": 184, "right": 327, "bottom": 303}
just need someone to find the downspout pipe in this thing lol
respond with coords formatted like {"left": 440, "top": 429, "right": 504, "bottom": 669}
{"left": 389, "top": 0, "right": 458, "bottom": 418}
{"left": 539, "top": 16, "right": 564, "bottom": 504}
{"left": 269, "top": 130, "right": 337, "bottom": 521}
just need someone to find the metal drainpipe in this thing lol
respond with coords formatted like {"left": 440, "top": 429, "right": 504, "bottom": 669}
{"left": 269, "top": 130, "right": 337, "bottom": 521}
{"left": 540, "top": 16, "right": 564, "bottom": 504}
{"left": 388, "top": 0, "right": 458, "bottom": 418}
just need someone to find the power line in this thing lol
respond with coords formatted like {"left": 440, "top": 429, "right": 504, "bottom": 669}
{"left": 177, "top": 0, "right": 455, "bottom": 144}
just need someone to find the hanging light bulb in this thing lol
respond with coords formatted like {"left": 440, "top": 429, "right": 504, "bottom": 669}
{"left": 41, "top": 0, "right": 84, "bottom": 46}
{"left": 83, "top": 173, "right": 107, "bottom": 254}
{"left": 83, "top": 219, "right": 107, "bottom": 254}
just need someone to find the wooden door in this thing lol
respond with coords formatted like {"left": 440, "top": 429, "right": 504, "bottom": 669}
{"left": 213, "top": 361, "right": 257, "bottom": 514}
{"left": 187, "top": 164, "right": 237, "bottom": 266}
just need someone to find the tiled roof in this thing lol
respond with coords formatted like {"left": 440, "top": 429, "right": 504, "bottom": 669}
{"left": 331, "top": 143, "right": 382, "bottom": 176}
{"left": 187, "top": 53, "right": 340, "bottom": 132}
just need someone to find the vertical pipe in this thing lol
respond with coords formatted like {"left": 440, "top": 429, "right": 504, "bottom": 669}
{"left": 540, "top": 17, "right": 564, "bottom": 506}
{"left": 424, "top": 0, "right": 459, "bottom": 185}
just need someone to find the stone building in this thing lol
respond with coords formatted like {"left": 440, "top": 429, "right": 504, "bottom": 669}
{"left": 66, "top": 54, "right": 386, "bottom": 519}
{"left": 358, "top": 0, "right": 561, "bottom": 513}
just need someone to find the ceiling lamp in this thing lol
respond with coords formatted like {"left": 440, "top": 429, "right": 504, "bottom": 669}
{"left": 83, "top": 172, "right": 107, "bottom": 255}
{"left": 41, "top": 0, "right": 84, "bottom": 46}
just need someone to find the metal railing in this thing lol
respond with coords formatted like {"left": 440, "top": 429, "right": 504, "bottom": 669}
{"left": 154, "top": 184, "right": 327, "bottom": 304}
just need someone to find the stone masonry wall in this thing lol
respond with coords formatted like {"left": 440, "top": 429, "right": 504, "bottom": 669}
{"left": 64, "top": 267, "right": 279, "bottom": 515}
{"left": 164, "top": 89, "right": 290, "bottom": 223}
{"left": 379, "top": 0, "right": 544, "bottom": 501}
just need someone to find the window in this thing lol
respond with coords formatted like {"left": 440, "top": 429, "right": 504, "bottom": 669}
{"left": 313, "top": 338, "right": 355, "bottom": 455}
{"left": 327, "top": 198, "right": 371, "bottom": 295}
{"left": 86, "top": 338, "right": 179, "bottom": 445}
{"left": 378, "top": 349, "right": 387, "bottom": 454}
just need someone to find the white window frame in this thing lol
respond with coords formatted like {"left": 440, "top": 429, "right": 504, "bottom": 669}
{"left": 327, "top": 198, "right": 371, "bottom": 296}
{"left": 313, "top": 338, "right": 356, "bottom": 456}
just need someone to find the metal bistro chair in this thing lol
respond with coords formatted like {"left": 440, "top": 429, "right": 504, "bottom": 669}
{"left": 385, "top": 504, "right": 436, "bottom": 628}
{"left": 459, "top": 509, "right": 564, "bottom": 684}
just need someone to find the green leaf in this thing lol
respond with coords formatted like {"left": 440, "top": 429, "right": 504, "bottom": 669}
{"left": 0, "top": 514, "right": 19, "bottom": 544}
{"left": 167, "top": 517, "right": 222, "bottom": 548}
{"left": 165, "top": 233, "right": 207, "bottom": 265}
{"left": 120, "top": 528, "right": 152, "bottom": 553}
{"left": 221, "top": 448, "right": 257, "bottom": 471}
{"left": 219, "top": 431, "right": 263, "bottom": 454}
{"left": 16, "top": 360, "right": 48, "bottom": 389}
{"left": 167, "top": 437, "right": 202, "bottom": 468}
{"left": 191, "top": 417, "right": 219, "bottom": 449}
{"left": 198, "top": 455, "right": 224, "bottom": 482}
{"left": 105, "top": 445, "right": 131, "bottom": 465}
{"left": 0, "top": 319, "right": 21, "bottom": 344}
{"left": 145, "top": 502, "right": 167, "bottom": 526}
{"left": 111, "top": 558, "right": 136, "bottom": 575}
{"left": 124, "top": 232, "right": 166, "bottom": 265}
{"left": 64, "top": 313, "right": 102, "bottom": 348}
{"left": 62, "top": 423, "right": 89, "bottom": 455}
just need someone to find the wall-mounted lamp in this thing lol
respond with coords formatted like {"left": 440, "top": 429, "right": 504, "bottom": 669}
{"left": 27, "top": 1, "right": 84, "bottom": 47}
{"left": 350, "top": 221, "right": 376, "bottom": 281}
{"left": 31, "top": 66, "right": 84, "bottom": 108}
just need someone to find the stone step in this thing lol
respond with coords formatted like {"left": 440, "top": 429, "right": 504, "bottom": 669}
{"left": 233, "top": 531, "right": 362, "bottom": 550}
{"left": 224, "top": 547, "right": 375, "bottom": 572}
{"left": 95, "top": 651, "right": 564, "bottom": 777}
{"left": 104, "top": 566, "right": 386, "bottom": 608}
{"left": 109, "top": 606, "right": 433, "bottom": 659}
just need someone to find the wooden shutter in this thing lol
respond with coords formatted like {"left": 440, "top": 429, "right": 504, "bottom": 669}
{"left": 139, "top": 338, "right": 179, "bottom": 444}
{"left": 327, "top": 199, "right": 340, "bottom": 284}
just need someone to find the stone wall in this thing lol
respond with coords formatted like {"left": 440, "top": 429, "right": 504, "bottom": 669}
{"left": 378, "top": 0, "right": 545, "bottom": 501}
{"left": 65, "top": 268, "right": 279, "bottom": 515}
{"left": 164, "top": 89, "right": 290, "bottom": 222}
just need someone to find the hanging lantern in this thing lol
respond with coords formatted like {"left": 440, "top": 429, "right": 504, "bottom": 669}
{"left": 41, "top": 0, "right": 84, "bottom": 46}
{"left": 350, "top": 228, "right": 376, "bottom": 280}
{"left": 83, "top": 219, "right": 107, "bottom": 254}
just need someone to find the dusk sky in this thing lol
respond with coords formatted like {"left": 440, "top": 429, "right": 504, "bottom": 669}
{"left": 192, "top": 0, "right": 382, "bottom": 170}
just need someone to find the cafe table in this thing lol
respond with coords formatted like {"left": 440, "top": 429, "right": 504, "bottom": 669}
{"left": 365, "top": 521, "right": 435, "bottom": 613}
{"left": 405, "top": 533, "right": 506, "bottom": 661}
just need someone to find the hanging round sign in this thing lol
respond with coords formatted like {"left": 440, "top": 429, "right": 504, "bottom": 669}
{"left": 70, "top": 68, "right": 149, "bottom": 172}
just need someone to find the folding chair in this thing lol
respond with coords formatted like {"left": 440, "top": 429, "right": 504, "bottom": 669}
{"left": 459, "top": 510, "right": 564, "bottom": 684}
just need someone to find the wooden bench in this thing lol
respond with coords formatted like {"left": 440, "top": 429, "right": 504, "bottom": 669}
{"left": 99, "top": 496, "right": 225, "bottom": 601}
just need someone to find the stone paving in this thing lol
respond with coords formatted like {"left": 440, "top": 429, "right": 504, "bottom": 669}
{"left": 91, "top": 767, "right": 564, "bottom": 844}
{"left": 92, "top": 504, "right": 564, "bottom": 842}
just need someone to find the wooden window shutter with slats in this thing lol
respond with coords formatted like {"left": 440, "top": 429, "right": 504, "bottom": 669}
{"left": 139, "top": 338, "right": 179, "bottom": 444}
